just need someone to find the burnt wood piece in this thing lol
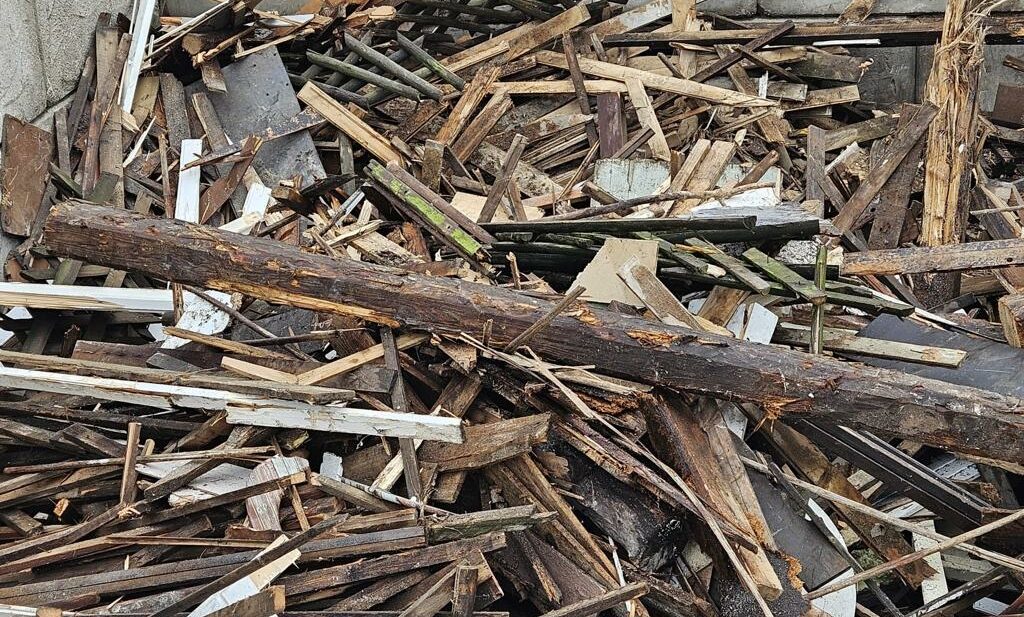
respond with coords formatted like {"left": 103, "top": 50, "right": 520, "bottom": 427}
{"left": 42, "top": 202, "right": 1024, "bottom": 464}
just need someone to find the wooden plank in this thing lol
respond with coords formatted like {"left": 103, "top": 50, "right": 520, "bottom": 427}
{"left": 773, "top": 323, "right": 967, "bottom": 368}
{"left": 298, "top": 83, "right": 403, "bottom": 167}
{"left": 624, "top": 79, "right": 670, "bottom": 161}
{"left": 435, "top": 67, "right": 499, "bottom": 145}
{"left": 507, "top": 4, "right": 590, "bottom": 60}
{"left": 479, "top": 134, "right": 528, "bottom": 223}
{"left": 781, "top": 85, "right": 861, "bottom": 111}
{"left": 451, "top": 92, "right": 512, "bottom": 162}
{"left": 669, "top": 141, "right": 735, "bottom": 215}
{"left": 832, "top": 103, "right": 938, "bottom": 232}
{"left": 0, "top": 116, "right": 53, "bottom": 236}
{"left": 596, "top": 93, "right": 626, "bottom": 158}
{"left": 295, "top": 333, "right": 429, "bottom": 386}
{"left": 0, "top": 283, "right": 172, "bottom": 312}
{"left": 616, "top": 259, "right": 731, "bottom": 335}
{"left": 535, "top": 51, "right": 775, "bottom": 108}
{"left": 118, "top": 422, "right": 142, "bottom": 505}
{"left": 842, "top": 239, "right": 1024, "bottom": 276}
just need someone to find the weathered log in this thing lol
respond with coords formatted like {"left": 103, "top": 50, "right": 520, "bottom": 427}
{"left": 42, "top": 202, "right": 1024, "bottom": 463}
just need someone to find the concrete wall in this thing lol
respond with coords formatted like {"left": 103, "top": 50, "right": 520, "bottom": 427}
{"left": 0, "top": 0, "right": 132, "bottom": 124}
{"left": 2, "top": 0, "right": 1024, "bottom": 125}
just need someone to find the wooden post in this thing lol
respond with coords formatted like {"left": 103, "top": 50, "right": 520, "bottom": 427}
{"left": 921, "top": 0, "right": 988, "bottom": 248}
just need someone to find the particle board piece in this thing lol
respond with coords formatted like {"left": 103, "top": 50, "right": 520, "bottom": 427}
{"left": 570, "top": 238, "right": 659, "bottom": 307}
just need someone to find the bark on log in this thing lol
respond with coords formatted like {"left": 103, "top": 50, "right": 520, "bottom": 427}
{"left": 42, "top": 202, "right": 1024, "bottom": 463}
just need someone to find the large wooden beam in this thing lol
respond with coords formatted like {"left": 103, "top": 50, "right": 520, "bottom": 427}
{"left": 42, "top": 201, "right": 1024, "bottom": 463}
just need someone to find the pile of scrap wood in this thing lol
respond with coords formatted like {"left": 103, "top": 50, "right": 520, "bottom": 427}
{"left": 9, "top": 0, "right": 1024, "bottom": 615}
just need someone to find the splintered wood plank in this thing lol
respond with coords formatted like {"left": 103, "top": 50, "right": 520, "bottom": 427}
{"left": 451, "top": 92, "right": 513, "bottom": 162}
{"left": 806, "top": 125, "right": 826, "bottom": 203}
{"left": 869, "top": 112, "right": 923, "bottom": 250}
{"left": 921, "top": 0, "right": 986, "bottom": 248}
{"left": 298, "top": 82, "right": 403, "bottom": 167}
{"left": 492, "top": 80, "right": 628, "bottom": 95}
{"left": 588, "top": 0, "right": 670, "bottom": 38}
{"left": 624, "top": 79, "right": 670, "bottom": 161}
{"left": 0, "top": 116, "right": 53, "bottom": 236}
{"left": 226, "top": 403, "right": 464, "bottom": 443}
{"left": 642, "top": 393, "right": 782, "bottom": 604}
{"left": 435, "top": 67, "right": 499, "bottom": 145}
{"left": 832, "top": 103, "right": 937, "bottom": 232}
{"left": 669, "top": 140, "right": 735, "bottom": 215}
{"left": 419, "top": 415, "right": 549, "bottom": 472}
{"left": 842, "top": 239, "right": 1024, "bottom": 276}
{"left": 617, "top": 259, "right": 731, "bottom": 336}
{"left": 535, "top": 51, "right": 774, "bottom": 108}
{"left": 247, "top": 456, "right": 310, "bottom": 531}
{"left": 672, "top": 0, "right": 698, "bottom": 77}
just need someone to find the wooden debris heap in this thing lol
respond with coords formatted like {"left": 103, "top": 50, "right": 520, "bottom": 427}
{"left": 5, "top": 1, "right": 1024, "bottom": 617}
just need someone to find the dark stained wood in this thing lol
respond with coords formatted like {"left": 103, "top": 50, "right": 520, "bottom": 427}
{"left": 1, "top": 116, "right": 54, "bottom": 236}
{"left": 832, "top": 103, "right": 937, "bottom": 232}
{"left": 596, "top": 93, "right": 626, "bottom": 157}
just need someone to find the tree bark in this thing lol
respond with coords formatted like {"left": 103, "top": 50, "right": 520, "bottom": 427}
{"left": 43, "top": 201, "right": 1024, "bottom": 464}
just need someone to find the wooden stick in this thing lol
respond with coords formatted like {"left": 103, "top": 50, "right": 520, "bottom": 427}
{"left": 148, "top": 514, "right": 348, "bottom": 617}
{"left": 504, "top": 286, "right": 586, "bottom": 352}
{"left": 118, "top": 422, "right": 141, "bottom": 506}
{"left": 536, "top": 583, "right": 649, "bottom": 617}
{"left": 809, "top": 508, "right": 1024, "bottom": 599}
{"left": 742, "top": 457, "right": 1024, "bottom": 573}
